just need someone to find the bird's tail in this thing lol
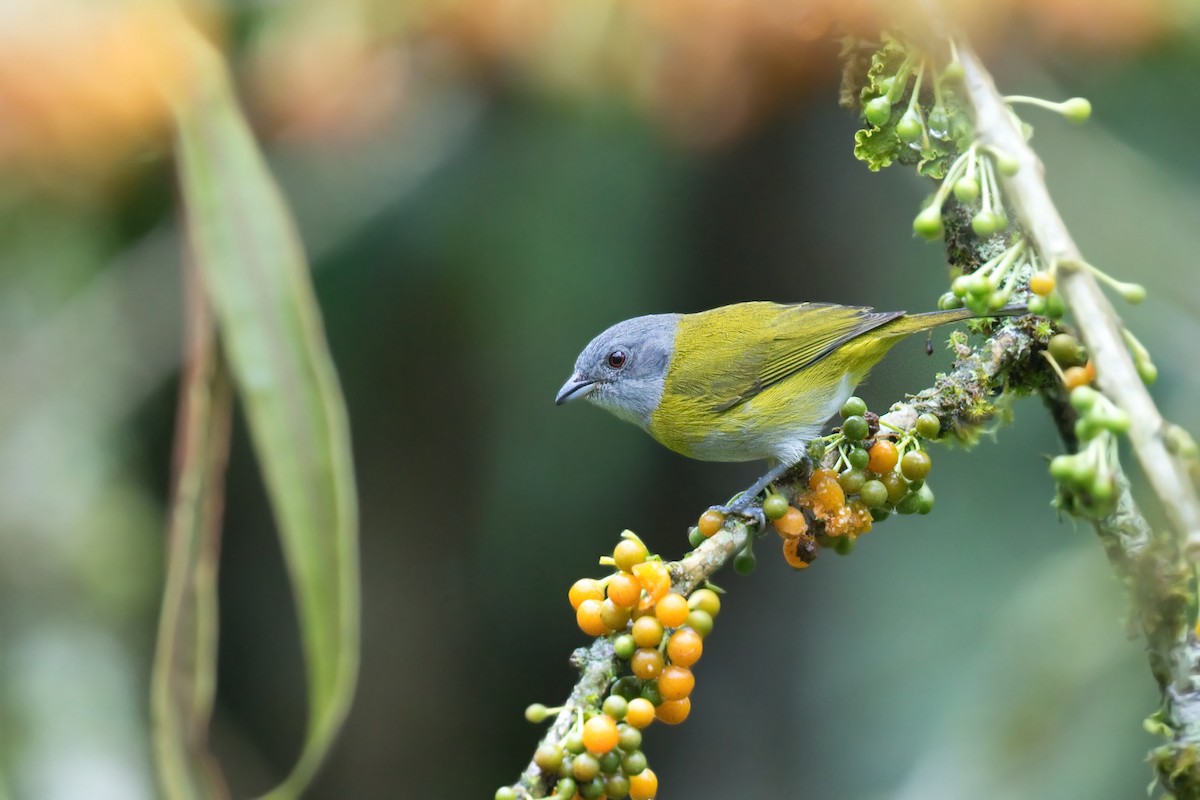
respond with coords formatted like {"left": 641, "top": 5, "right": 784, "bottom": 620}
{"left": 883, "top": 303, "right": 1026, "bottom": 338}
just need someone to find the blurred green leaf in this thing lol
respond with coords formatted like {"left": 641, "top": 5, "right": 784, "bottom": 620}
{"left": 170, "top": 41, "right": 360, "bottom": 799}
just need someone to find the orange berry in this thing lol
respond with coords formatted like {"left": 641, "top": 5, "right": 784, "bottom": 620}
{"left": 629, "top": 767, "right": 658, "bottom": 799}
{"left": 867, "top": 440, "right": 899, "bottom": 474}
{"left": 657, "top": 665, "right": 695, "bottom": 701}
{"left": 576, "top": 599, "right": 608, "bottom": 637}
{"left": 1030, "top": 271, "right": 1056, "bottom": 297}
{"left": 606, "top": 572, "right": 641, "bottom": 608}
{"left": 569, "top": 578, "right": 603, "bottom": 610}
{"left": 772, "top": 506, "right": 807, "bottom": 537}
{"left": 654, "top": 697, "right": 691, "bottom": 725}
{"left": 1063, "top": 365, "right": 1092, "bottom": 390}
{"left": 632, "top": 615, "right": 665, "bottom": 648}
{"left": 632, "top": 561, "right": 670, "bottom": 610}
{"left": 666, "top": 628, "right": 703, "bottom": 667}
{"left": 655, "top": 593, "right": 689, "bottom": 628}
{"left": 807, "top": 468, "right": 838, "bottom": 489}
{"left": 697, "top": 509, "right": 724, "bottom": 537}
{"left": 582, "top": 714, "right": 619, "bottom": 754}
{"left": 631, "top": 648, "right": 664, "bottom": 680}
{"left": 613, "top": 539, "right": 648, "bottom": 572}
{"left": 1084, "top": 360, "right": 1097, "bottom": 382}
{"left": 781, "top": 536, "right": 812, "bottom": 570}
{"left": 625, "top": 698, "right": 655, "bottom": 729}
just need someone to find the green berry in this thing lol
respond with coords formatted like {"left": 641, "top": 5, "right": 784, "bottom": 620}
{"left": 1050, "top": 454, "right": 1076, "bottom": 481}
{"left": 971, "top": 210, "right": 1001, "bottom": 237}
{"left": 1045, "top": 292, "right": 1065, "bottom": 318}
{"left": 841, "top": 396, "right": 868, "bottom": 419}
{"left": 859, "top": 479, "right": 889, "bottom": 509}
{"left": 763, "top": 494, "right": 790, "bottom": 520}
{"left": 605, "top": 774, "right": 631, "bottom": 799}
{"left": 573, "top": 752, "right": 601, "bottom": 781}
{"left": 733, "top": 548, "right": 756, "bottom": 575}
{"left": 1069, "top": 385, "right": 1099, "bottom": 411}
{"left": 614, "top": 634, "right": 636, "bottom": 660}
{"left": 865, "top": 96, "right": 893, "bottom": 126}
{"left": 1027, "top": 296, "right": 1047, "bottom": 315}
{"left": 941, "top": 61, "right": 965, "bottom": 82}
{"left": 895, "top": 492, "right": 922, "bottom": 515}
{"left": 834, "top": 535, "right": 856, "bottom": 555}
{"left": 1061, "top": 97, "right": 1092, "bottom": 123}
{"left": 897, "top": 110, "right": 923, "bottom": 143}
{"left": 640, "top": 681, "right": 663, "bottom": 706}
{"left": 688, "top": 526, "right": 705, "bottom": 548}
{"left": 580, "top": 777, "right": 606, "bottom": 799}
{"left": 880, "top": 471, "right": 909, "bottom": 505}
{"left": 848, "top": 447, "right": 870, "bottom": 470}
{"left": 842, "top": 415, "right": 869, "bottom": 441}
{"left": 686, "top": 609, "right": 713, "bottom": 638}
{"left": 900, "top": 450, "right": 932, "bottom": 481}
{"left": 1138, "top": 360, "right": 1158, "bottom": 385}
{"left": 938, "top": 291, "right": 963, "bottom": 310}
{"left": 870, "top": 506, "right": 891, "bottom": 522}
{"left": 526, "top": 704, "right": 549, "bottom": 723}
{"left": 611, "top": 675, "right": 639, "bottom": 699}
{"left": 913, "top": 206, "right": 944, "bottom": 240}
{"left": 602, "top": 695, "right": 628, "bottom": 721}
{"left": 953, "top": 176, "right": 980, "bottom": 204}
{"left": 555, "top": 778, "right": 577, "bottom": 799}
{"left": 536, "top": 744, "right": 565, "bottom": 773}
{"left": 565, "top": 730, "right": 586, "bottom": 754}
{"left": 621, "top": 750, "right": 648, "bottom": 776}
{"left": 599, "top": 750, "right": 622, "bottom": 773}
{"left": 951, "top": 275, "right": 971, "bottom": 297}
{"left": 915, "top": 413, "right": 941, "bottom": 439}
{"left": 1048, "top": 333, "right": 1085, "bottom": 367}
{"left": 496, "top": 787, "right": 517, "bottom": 800}
{"left": 994, "top": 152, "right": 1020, "bottom": 176}
{"left": 916, "top": 483, "right": 935, "bottom": 514}
{"left": 617, "top": 724, "right": 642, "bottom": 752}
{"left": 838, "top": 469, "right": 867, "bottom": 495}
{"left": 1119, "top": 282, "right": 1146, "bottom": 304}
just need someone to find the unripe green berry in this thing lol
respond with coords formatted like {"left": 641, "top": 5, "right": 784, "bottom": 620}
{"left": 605, "top": 774, "right": 631, "bottom": 799}
{"left": 565, "top": 730, "right": 586, "bottom": 754}
{"left": 848, "top": 447, "right": 870, "bottom": 470}
{"left": 915, "top": 413, "right": 941, "bottom": 439}
{"left": 687, "top": 526, "right": 705, "bottom": 548}
{"left": 900, "top": 450, "right": 932, "bottom": 481}
{"left": 916, "top": 483, "right": 935, "bottom": 514}
{"left": 763, "top": 494, "right": 789, "bottom": 521}
{"left": 841, "top": 396, "right": 868, "bottom": 419}
{"left": 1048, "top": 333, "right": 1085, "bottom": 367}
{"left": 1045, "top": 293, "right": 1066, "bottom": 319}
{"left": 580, "top": 777, "right": 606, "bottom": 799}
{"left": 639, "top": 681, "right": 663, "bottom": 706}
{"left": 526, "top": 704, "right": 549, "bottom": 723}
{"left": 536, "top": 744, "right": 565, "bottom": 773}
{"left": 953, "top": 176, "right": 980, "bottom": 204}
{"left": 938, "top": 291, "right": 963, "bottom": 310}
{"left": 1138, "top": 360, "right": 1158, "bottom": 385}
{"left": 617, "top": 724, "right": 642, "bottom": 752}
{"left": 555, "top": 778, "right": 577, "bottom": 799}
{"left": 602, "top": 695, "right": 628, "bottom": 720}
{"left": 971, "top": 210, "right": 1001, "bottom": 237}
{"left": 870, "top": 506, "right": 891, "bottom": 522}
{"left": 838, "top": 468, "right": 867, "bottom": 495}
{"left": 897, "top": 110, "right": 923, "bottom": 143}
{"left": 913, "top": 206, "right": 944, "bottom": 240}
{"left": 1118, "top": 282, "right": 1146, "bottom": 304}
{"left": 865, "top": 96, "right": 892, "bottom": 126}
{"left": 859, "top": 479, "right": 889, "bottom": 509}
{"left": 895, "top": 492, "right": 922, "bottom": 514}
{"left": 834, "top": 535, "right": 856, "bottom": 555}
{"left": 612, "top": 675, "right": 640, "bottom": 699}
{"left": 686, "top": 609, "right": 713, "bottom": 638}
{"left": 1061, "top": 97, "right": 1092, "bottom": 123}
{"left": 733, "top": 548, "right": 756, "bottom": 575}
{"left": 993, "top": 152, "right": 1020, "bottom": 176}
{"left": 572, "top": 752, "right": 601, "bottom": 781}
{"left": 496, "top": 787, "right": 517, "bottom": 800}
{"left": 621, "top": 750, "right": 647, "bottom": 776}
{"left": 842, "top": 415, "right": 869, "bottom": 441}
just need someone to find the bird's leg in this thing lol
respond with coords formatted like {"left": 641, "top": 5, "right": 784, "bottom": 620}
{"left": 710, "top": 456, "right": 811, "bottom": 527}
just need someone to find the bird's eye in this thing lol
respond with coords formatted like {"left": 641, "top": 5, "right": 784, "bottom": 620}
{"left": 606, "top": 350, "right": 627, "bottom": 369}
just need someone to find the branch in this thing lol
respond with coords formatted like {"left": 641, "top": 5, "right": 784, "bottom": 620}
{"left": 954, "top": 41, "right": 1200, "bottom": 554}
{"left": 954, "top": 40, "right": 1200, "bottom": 795}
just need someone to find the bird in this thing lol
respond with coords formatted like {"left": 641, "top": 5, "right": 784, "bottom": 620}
{"left": 555, "top": 300, "right": 1019, "bottom": 514}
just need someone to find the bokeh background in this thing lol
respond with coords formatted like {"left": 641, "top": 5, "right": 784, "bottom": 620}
{"left": 2, "top": 1, "right": 1200, "bottom": 798}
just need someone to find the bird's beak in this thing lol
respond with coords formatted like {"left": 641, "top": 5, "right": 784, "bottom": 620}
{"left": 555, "top": 375, "right": 596, "bottom": 405}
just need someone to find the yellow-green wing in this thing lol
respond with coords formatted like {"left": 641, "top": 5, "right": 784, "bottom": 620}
{"left": 700, "top": 302, "right": 903, "bottom": 412}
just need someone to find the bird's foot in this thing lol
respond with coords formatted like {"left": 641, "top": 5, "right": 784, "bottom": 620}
{"left": 708, "top": 496, "right": 766, "bottom": 531}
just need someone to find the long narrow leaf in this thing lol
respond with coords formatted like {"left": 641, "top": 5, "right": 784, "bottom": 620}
{"left": 171, "top": 42, "right": 360, "bottom": 799}
{"left": 152, "top": 265, "right": 232, "bottom": 800}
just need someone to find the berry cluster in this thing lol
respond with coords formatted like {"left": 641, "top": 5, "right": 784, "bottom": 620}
{"left": 510, "top": 534, "right": 720, "bottom": 799}
{"left": 1050, "top": 382, "right": 1129, "bottom": 519}
{"left": 821, "top": 396, "right": 937, "bottom": 522}
{"left": 913, "top": 143, "right": 1016, "bottom": 243}
{"left": 939, "top": 237, "right": 1052, "bottom": 317}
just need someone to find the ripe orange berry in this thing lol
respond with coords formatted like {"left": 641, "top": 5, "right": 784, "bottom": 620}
{"left": 632, "top": 615, "right": 664, "bottom": 648}
{"left": 613, "top": 539, "right": 648, "bottom": 572}
{"left": 654, "top": 697, "right": 691, "bottom": 725}
{"left": 655, "top": 593, "right": 689, "bottom": 628}
{"left": 1084, "top": 360, "right": 1097, "bottom": 382}
{"left": 666, "top": 628, "right": 703, "bottom": 667}
{"left": 569, "top": 578, "right": 603, "bottom": 610}
{"left": 629, "top": 767, "right": 658, "bottom": 799}
{"left": 867, "top": 440, "right": 899, "bottom": 474}
{"left": 606, "top": 572, "right": 641, "bottom": 608}
{"left": 576, "top": 599, "right": 608, "bottom": 637}
{"left": 1063, "top": 365, "right": 1092, "bottom": 390}
{"left": 632, "top": 561, "right": 670, "bottom": 610}
{"left": 631, "top": 648, "right": 664, "bottom": 680}
{"left": 625, "top": 698, "right": 655, "bottom": 729}
{"left": 657, "top": 665, "right": 695, "bottom": 701}
{"left": 697, "top": 509, "right": 725, "bottom": 537}
{"left": 582, "top": 714, "right": 619, "bottom": 754}
{"left": 1030, "top": 271, "right": 1056, "bottom": 297}
{"left": 773, "top": 506, "right": 807, "bottom": 538}
{"left": 808, "top": 468, "right": 845, "bottom": 508}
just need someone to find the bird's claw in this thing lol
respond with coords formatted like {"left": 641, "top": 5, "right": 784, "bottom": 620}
{"left": 707, "top": 501, "right": 766, "bottom": 532}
